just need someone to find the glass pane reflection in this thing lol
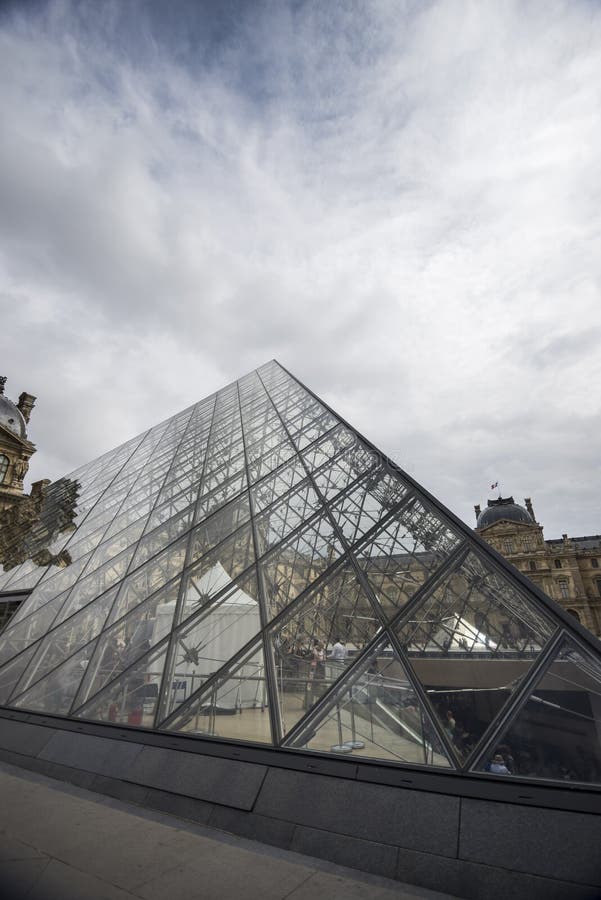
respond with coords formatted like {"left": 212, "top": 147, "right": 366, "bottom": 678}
{"left": 269, "top": 567, "right": 381, "bottom": 736}
{"left": 287, "top": 641, "right": 451, "bottom": 768}
{"left": 396, "top": 553, "right": 556, "bottom": 761}
{"left": 163, "top": 642, "right": 272, "bottom": 745}
{"left": 474, "top": 638, "right": 601, "bottom": 785}
{"left": 0, "top": 359, "right": 598, "bottom": 791}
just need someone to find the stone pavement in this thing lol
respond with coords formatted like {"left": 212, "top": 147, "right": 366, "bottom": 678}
{"left": 0, "top": 761, "right": 459, "bottom": 900}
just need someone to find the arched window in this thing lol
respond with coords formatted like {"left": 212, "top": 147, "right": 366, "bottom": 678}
{"left": 554, "top": 559, "right": 562, "bottom": 569}
{"left": 529, "top": 560, "right": 536, "bottom": 571}
{"left": 566, "top": 609, "right": 581, "bottom": 623}
{"left": 0, "top": 453, "right": 9, "bottom": 484}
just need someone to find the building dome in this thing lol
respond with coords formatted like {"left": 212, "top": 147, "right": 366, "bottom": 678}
{"left": 477, "top": 496, "right": 533, "bottom": 529}
{"left": 0, "top": 395, "right": 27, "bottom": 438}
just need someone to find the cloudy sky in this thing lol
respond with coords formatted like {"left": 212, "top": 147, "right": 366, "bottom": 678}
{"left": 1, "top": 0, "right": 600, "bottom": 537}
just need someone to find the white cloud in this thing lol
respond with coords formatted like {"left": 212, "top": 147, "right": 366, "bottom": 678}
{"left": 1, "top": 0, "right": 600, "bottom": 536}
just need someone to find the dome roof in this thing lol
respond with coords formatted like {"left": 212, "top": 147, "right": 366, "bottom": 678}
{"left": 0, "top": 395, "right": 27, "bottom": 438}
{"left": 477, "top": 497, "right": 533, "bottom": 529}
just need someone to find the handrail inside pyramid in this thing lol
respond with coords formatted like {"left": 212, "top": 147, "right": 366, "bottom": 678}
{"left": 0, "top": 360, "right": 600, "bottom": 787}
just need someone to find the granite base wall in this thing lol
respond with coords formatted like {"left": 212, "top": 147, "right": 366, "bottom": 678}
{"left": 0, "top": 714, "right": 599, "bottom": 899}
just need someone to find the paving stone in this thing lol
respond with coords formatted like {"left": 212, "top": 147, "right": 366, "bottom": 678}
{"left": 67, "top": 822, "right": 205, "bottom": 891}
{"left": 27, "top": 858, "right": 138, "bottom": 900}
{"left": 2, "top": 797, "right": 120, "bottom": 859}
{"left": 0, "top": 858, "right": 49, "bottom": 899}
{"left": 0, "top": 834, "right": 47, "bottom": 861}
{"left": 133, "top": 839, "right": 312, "bottom": 900}
{"left": 286, "top": 869, "right": 432, "bottom": 900}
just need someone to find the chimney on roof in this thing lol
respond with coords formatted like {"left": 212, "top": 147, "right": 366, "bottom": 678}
{"left": 474, "top": 504, "right": 481, "bottom": 523}
{"left": 524, "top": 497, "right": 535, "bottom": 521}
{"left": 0, "top": 376, "right": 6, "bottom": 396}
{"left": 17, "top": 392, "right": 36, "bottom": 424}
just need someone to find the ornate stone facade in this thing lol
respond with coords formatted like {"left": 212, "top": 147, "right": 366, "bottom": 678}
{"left": 475, "top": 496, "right": 601, "bottom": 637}
{"left": 0, "top": 375, "right": 37, "bottom": 512}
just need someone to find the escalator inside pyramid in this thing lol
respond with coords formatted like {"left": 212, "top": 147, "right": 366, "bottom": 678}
{"left": 1, "top": 360, "right": 600, "bottom": 786}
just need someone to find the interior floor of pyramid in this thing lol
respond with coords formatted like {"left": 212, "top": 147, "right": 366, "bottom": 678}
{"left": 157, "top": 692, "right": 448, "bottom": 766}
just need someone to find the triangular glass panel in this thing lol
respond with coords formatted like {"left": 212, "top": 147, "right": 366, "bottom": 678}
{"left": 53, "top": 544, "right": 136, "bottom": 626}
{"left": 129, "top": 504, "right": 196, "bottom": 568}
{"left": 159, "top": 569, "right": 261, "bottom": 720}
{"left": 286, "top": 639, "right": 452, "bottom": 768}
{"left": 162, "top": 640, "right": 273, "bottom": 745}
{"left": 1, "top": 359, "right": 600, "bottom": 789}
{"left": 250, "top": 457, "right": 307, "bottom": 513}
{"left": 295, "top": 412, "right": 339, "bottom": 450}
{"left": 312, "top": 436, "right": 379, "bottom": 502}
{"left": 104, "top": 494, "right": 156, "bottom": 540}
{"left": 143, "top": 492, "right": 195, "bottom": 534}
{"left": 178, "top": 525, "right": 256, "bottom": 626}
{"left": 0, "top": 559, "right": 41, "bottom": 594}
{"left": 73, "top": 642, "right": 169, "bottom": 727}
{"left": 71, "top": 580, "right": 181, "bottom": 710}
{"left": 260, "top": 515, "right": 345, "bottom": 621}
{"left": 473, "top": 637, "right": 601, "bottom": 785}
{"left": 86, "top": 519, "right": 147, "bottom": 573}
{"left": 267, "top": 566, "right": 383, "bottom": 736}
{"left": 247, "top": 434, "right": 297, "bottom": 484}
{"left": 300, "top": 424, "right": 355, "bottom": 474}
{"left": 187, "top": 494, "right": 251, "bottom": 565}
{"left": 195, "top": 468, "right": 247, "bottom": 524}
{"left": 0, "top": 590, "right": 68, "bottom": 668}
{"left": 107, "top": 535, "right": 189, "bottom": 624}
{"left": 8, "top": 550, "right": 95, "bottom": 627}
{"left": 11, "top": 587, "right": 117, "bottom": 698}
{"left": 355, "top": 497, "right": 460, "bottom": 620}
{"left": 13, "top": 642, "right": 100, "bottom": 716}
{"left": 0, "top": 645, "right": 38, "bottom": 705}
{"left": 254, "top": 479, "right": 322, "bottom": 556}
{"left": 328, "top": 467, "right": 411, "bottom": 547}
{"left": 395, "top": 552, "right": 557, "bottom": 761}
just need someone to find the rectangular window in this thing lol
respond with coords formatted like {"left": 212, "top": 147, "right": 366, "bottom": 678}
{"left": 558, "top": 580, "right": 569, "bottom": 600}
{"left": 503, "top": 539, "right": 514, "bottom": 555}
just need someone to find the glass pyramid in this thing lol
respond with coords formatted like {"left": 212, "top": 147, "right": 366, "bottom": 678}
{"left": 1, "top": 360, "right": 600, "bottom": 786}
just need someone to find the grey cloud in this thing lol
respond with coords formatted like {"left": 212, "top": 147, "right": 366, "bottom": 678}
{"left": 1, "top": 0, "right": 601, "bottom": 537}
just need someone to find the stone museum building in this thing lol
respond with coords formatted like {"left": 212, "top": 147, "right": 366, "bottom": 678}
{"left": 0, "top": 360, "right": 599, "bottom": 898}
{"left": 475, "top": 496, "right": 601, "bottom": 637}
{"left": 0, "top": 376, "right": 36, "bottom": 513}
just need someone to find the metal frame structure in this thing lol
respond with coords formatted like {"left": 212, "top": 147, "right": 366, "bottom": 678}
{"left": 0, "top": 360, "right": 600, "bottom": 795}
